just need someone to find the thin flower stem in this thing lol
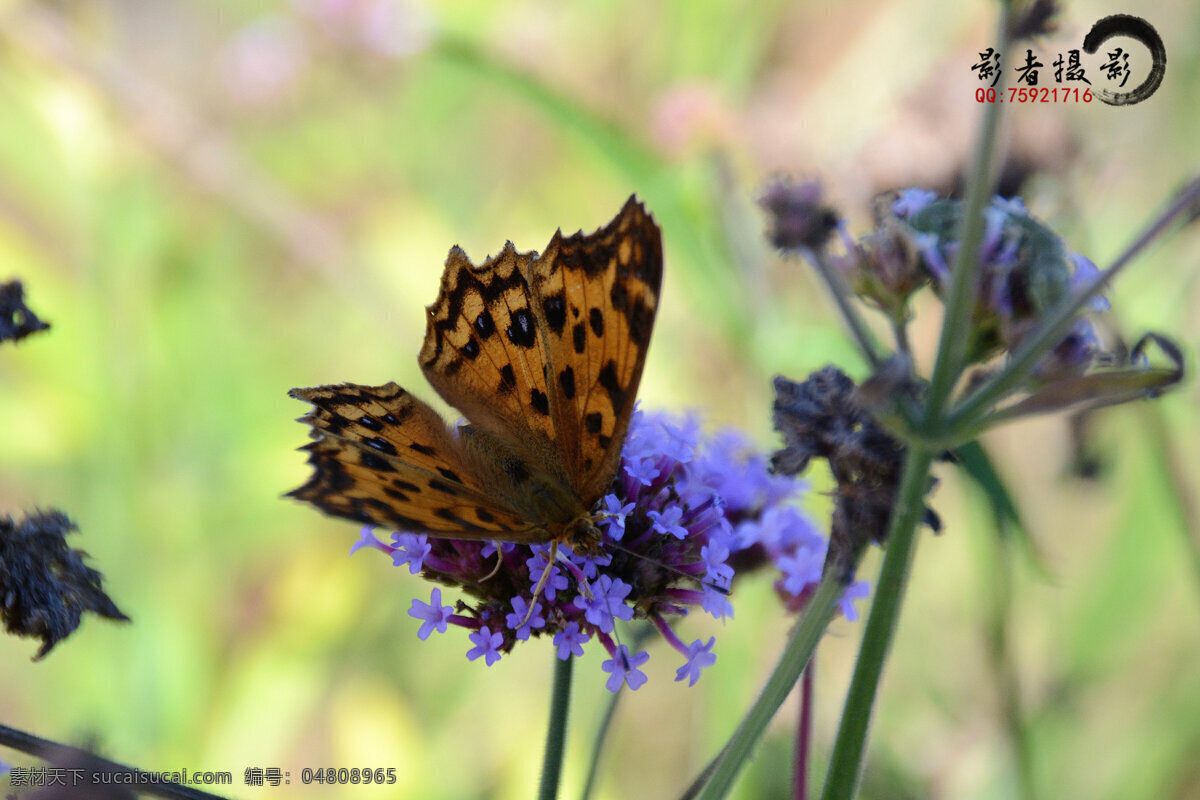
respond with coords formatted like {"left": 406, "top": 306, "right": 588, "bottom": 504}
{"left": 695, "top": 575, "right": 844, "bottom": 800}
{"left": 801, "top": 246, "right": 884, "bottom": 370}
{"left": 945, "top": 176, "right": 1200, "bottom": 432}
{"left": 922, "top": 5, "right": 1012, "bottom": 426}
{"left": 792, "top": 659, "right": 815, "bottom": 800}
{"left": 0, "top": 724, "right": 230, "bottom": 800}
{"left": 820, "top": 446, "right": 936, "bottom": 800}
{"left": 985, "top": 523, "right": 1038, "bottom": 800}
{"left": 579, "top": 682, "right": 622, "bottom": 800}
{"left": 539, "top": 655, "right": 574, "bottom": 800}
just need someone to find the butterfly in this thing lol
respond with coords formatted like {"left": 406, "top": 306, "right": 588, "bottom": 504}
{"left": 288, "top": 196, "right": 663, "bottom": 557}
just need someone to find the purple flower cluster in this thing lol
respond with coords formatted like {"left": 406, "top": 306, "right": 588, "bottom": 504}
{"left": 835, "top": 189, "right": 1110, "bottom": 377}
{"left": 894, "top": 190, "right": 1110, "bottom": 375}
{"left": 352, "top": 408, "right": 863, "bottom": 691}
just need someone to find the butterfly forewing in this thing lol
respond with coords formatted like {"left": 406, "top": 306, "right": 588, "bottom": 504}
{"left": 531, "top": 196, "right": 663, "bottom": 503}
{"left": 419, "top": 244, "right": 568, "bottom": 483}
{"left": 288, "top": 383, "right": 538, "bottom": 539}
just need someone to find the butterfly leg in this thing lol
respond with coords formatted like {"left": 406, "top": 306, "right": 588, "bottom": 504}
{"left": 480, "top": 542, "right": 505, "bottom": 583}
{"left": 522, "top": 541, "right": 560, "bottom": 629}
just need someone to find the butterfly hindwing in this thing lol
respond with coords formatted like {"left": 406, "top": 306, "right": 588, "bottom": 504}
{"left": 288, "top": 382, "right": 539, "bottom": 539}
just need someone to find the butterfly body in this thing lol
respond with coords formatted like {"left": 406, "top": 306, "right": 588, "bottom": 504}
{"left": 289, "top": 196, "right": 662, "bottom": 555}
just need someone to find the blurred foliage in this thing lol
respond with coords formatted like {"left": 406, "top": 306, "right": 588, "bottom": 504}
{"left": 0, "top": 1, "right": 1198, "bottom": 798}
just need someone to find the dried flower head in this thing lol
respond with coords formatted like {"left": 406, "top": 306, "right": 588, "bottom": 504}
{"left": 0, "top": 280, "right": 50, "bottom": 344}
{"left": 760, "top": 178, "right": 841, "bottom": 252}
{"left": 0, "top": 510, "right": 129, "bottom": 659}
{"left": 772, "top": 368, "right": 940, "bottom": 582}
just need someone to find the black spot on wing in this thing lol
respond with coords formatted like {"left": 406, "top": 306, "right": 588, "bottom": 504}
{"left": 572, "top": 322, "right": 586, "bottom": 354}
{"left": 610, "top": 281, "right": 628, "bottom": 312}
{"left": 410, "top": 442, "right": 436, "bottom": 456}
{"left": 474, "top": 310, "right": 496, "bottom": 339}
{"left": 585, "top": 412, "right": 603, "bottom": 434}
{"left": 502, "top": 456, "right": 530, "bottom": 485}
{"left": 499, "top": 364, "right": 516, "bottom": 393}
{"left": 558, "top": 367, "right": 576, "bottom": 399}
{"left": 365, "top": 437, "right": 398, "bottom": 456}
{"left": 358, "top": 415, "right": 383, "bottom": 432}
{"left": 506, "top": 307, "right": 537, "bottom": 348}
{"left": 589, "top": 307, "right": 604, "bottom": 337}
{"left": 428, "top": 479, "right": 459, "bottom": 497}
{"left": 437, "top": 467, "right": 462, "bottom": 483}
{"left": 598, "top": 360, "right": 626, "bottom": 416}
{"left": 543, "top": 293, "right": 566, "bottom": 334}
{"left": 359, "top": 450, "right": 396, "bottom": 473}
{"left": 461, "top": 337, "right": 480, "bottom": 360}
{"left": 530, "top": 388, "right": 550, "bottom": 416}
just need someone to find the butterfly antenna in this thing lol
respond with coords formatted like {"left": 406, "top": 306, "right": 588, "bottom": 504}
{"left": 604, "top": 539, "right": 731, "bottom": 596}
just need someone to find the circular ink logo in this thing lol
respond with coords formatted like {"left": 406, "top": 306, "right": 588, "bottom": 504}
{"left": 1082, "top": 15, "right": 1166, "bottom": 106}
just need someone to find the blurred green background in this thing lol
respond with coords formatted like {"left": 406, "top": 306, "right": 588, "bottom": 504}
{"left": 1, "top": 0, "right": 1198, "bottom": 798}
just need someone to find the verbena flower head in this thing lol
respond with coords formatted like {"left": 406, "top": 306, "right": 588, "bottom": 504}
{"left": 353, "top": 408, "right": 853, "bottom": 691}
{"left": 864, "top": 190, "right": 1110, "bottom": 376}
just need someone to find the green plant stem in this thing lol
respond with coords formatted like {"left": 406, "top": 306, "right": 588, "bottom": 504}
{"left": 989, "top": 531, "right": 1038, "bottom": 800}
{"left": 801, "top": 246, "right": 884, "bottom": 371}
{"left": 579, "top": 683, "right": 621, "bottom": 800}
{"left": 539, "top": 655, "right": 574, "bottom": 800}
{"left": 820, "top": 446, "right": 936, "bottom": 800}
{"left": 920, "top": 4, "right": 1011, "bottom": 425}
{"left": 694, "top": 575, "right": 844, "bottom": 800}
{"left": 945, "top": 176, "right": 1200, "bottom": 432}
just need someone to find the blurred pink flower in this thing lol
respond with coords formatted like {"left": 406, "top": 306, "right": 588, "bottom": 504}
{"left": 293, "top": 0, "right": 433, "bottom": 58}
{"left": 217, "top": 15, "right": 309, "bottom": 107}
{"left": 651, "top": 84, "right": 735, "bottom": 156}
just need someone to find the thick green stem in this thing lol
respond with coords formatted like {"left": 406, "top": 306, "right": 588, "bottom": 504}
{"left": 539, "top": 655, "right": 574, "bottom": 800}
{"left": 920, "top": 4, "right": 1010, "bottom": 425}
{"left": 819, "top": 446, "right": 936, "bottom": 800}
{"left": 694, "top": 575, "right": 844, "bottom": 800}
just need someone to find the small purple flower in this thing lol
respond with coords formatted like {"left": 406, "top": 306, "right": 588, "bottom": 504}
{"left": 675, "top": 637, "right": 717, "bottom": 686}
{"left": 913, "top": 232, "right": 951, "bottom": 285}
{"left": 481, "top": 540, "right": 515, "bottom": 559}
{"left": 466, "top": 626, "right": 504, "bottom": 666}
{"left": 554, "top": 622, "right": 588, "bottom": 660}
{"left": 575, "top": 575, "right": 634, "bottom": 633}
{"left": 602, "top": 645, "right": 650, "bottom": 692}
{"left": 839, "top": 581, "right": 871, "bottom": 622}
{"left": 702, "top": 584, "right": 734, "bottom": 619}
{"left": 599, "top": 494, "right": 637, "bottom": 540}
{"left": 648, "top": 507, "right": 688, "bottom": 539}
{"left": 409, "top": 588, "right": 453, "bottom": 640}
{"left": 1069, "top": 253, "right": 1111, "bottom": 312}
{"left": 505, "top": 596, "right": 546, "bottom": 641}
{"left": 350, "top": 525, "right": 383, "bottom": 555}
{"left": 391, "top": 532, "right": 430, "bottom": 574}
{"left": 777, "top": 548, "right": 823, "bottom": 597}
{"left": 891, "top": 187, "right": 937, "bottom": 219}
{"left": 624, "top": 456, "right": 660, "bottom": 487}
